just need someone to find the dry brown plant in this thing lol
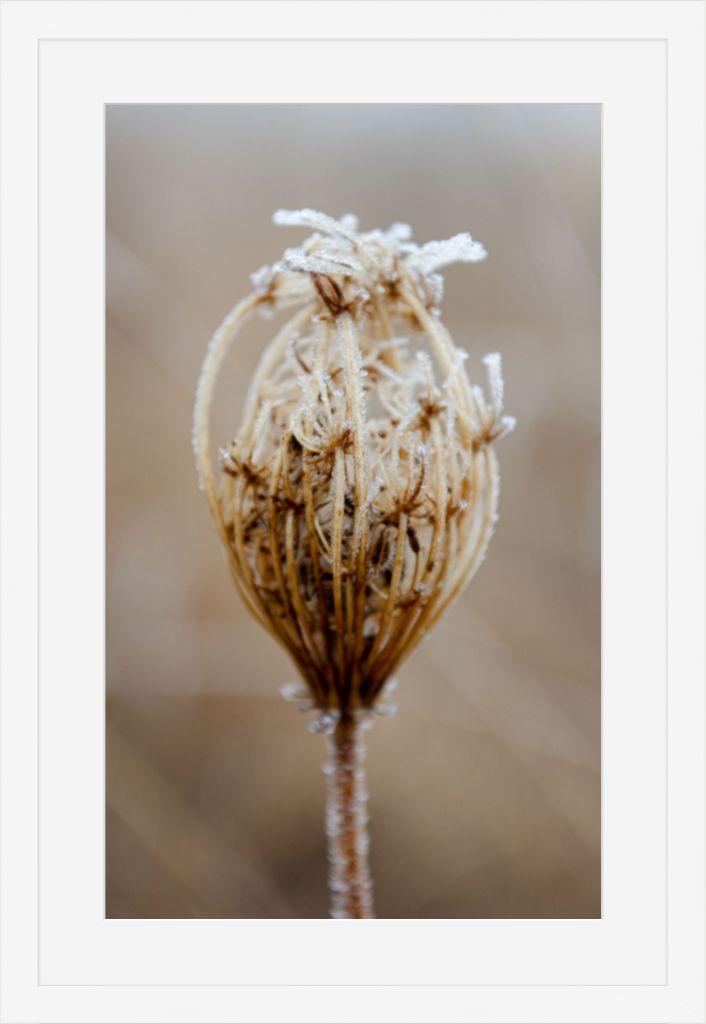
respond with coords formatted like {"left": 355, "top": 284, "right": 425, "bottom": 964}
{"left": 193, "top": 210, "right": 514, "bottom": 918}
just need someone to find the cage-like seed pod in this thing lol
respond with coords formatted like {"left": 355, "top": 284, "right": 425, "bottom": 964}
{"left": 193, "top": 209, "right": 515, "bottom": 917}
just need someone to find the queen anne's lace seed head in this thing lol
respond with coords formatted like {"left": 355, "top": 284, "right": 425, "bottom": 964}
{"left": 193, "top": 210, "right": 514, "bottom": 714}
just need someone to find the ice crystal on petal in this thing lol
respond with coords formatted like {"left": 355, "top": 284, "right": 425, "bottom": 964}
{"left": 498, "top": 414, "right": 517, "bottom": 438}
{"left": 274, "top": 208, "right": 359, "bottom": 244}
{"left": 382, "top": 222, "right": 412, "bottom": 243}
{"left": 339, "top": 213, "right": 360, "bottom": 233}
{"left": 426, "top": 272, "right": 445, "bottom": 306}
{"left": 406, "top": 233, "right": 487, "bottom": 273}
{"left": 282, "top": 245, "right": 364, "bottom": 278}
{"left": 250, "top": 264, "right": 274, "bottom": 291}
{"left": 271, "top": 209, "right": 486, "bottom": 311}
{"left": 482, "top": 352, "right": 504, "bottom": 414}
{"left": 472, "top": 384, "right": 488, "bottom": 418}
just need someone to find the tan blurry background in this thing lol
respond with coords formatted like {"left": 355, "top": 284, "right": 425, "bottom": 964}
{"left": 106, "top": 104, "right": 600, "bottom": 919}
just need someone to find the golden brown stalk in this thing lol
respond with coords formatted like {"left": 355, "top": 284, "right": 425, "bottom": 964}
{"left": 325, "top": 713, "right": 374, "bottom": 919}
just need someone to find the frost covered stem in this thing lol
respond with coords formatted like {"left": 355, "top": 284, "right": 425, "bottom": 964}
{"left": 325, "top": 713, "right": 374, "bottom": 919}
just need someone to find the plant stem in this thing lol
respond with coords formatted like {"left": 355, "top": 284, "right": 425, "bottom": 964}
{"left": 325, "top": 712, "right": 375, "bottom": 918}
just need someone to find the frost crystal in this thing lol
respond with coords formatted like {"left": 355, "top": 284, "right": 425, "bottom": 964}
{"left": 273, "top": 208, "right": 359, "bottom": 244}
{"left": 260, "top": 209, "right": 489, "bottom": 317}
{"left": 482, "top": 352, "right": 504, "bottom": 414}
{"left": 405, "top": 233, "right": 487, "bottom": 273}
{"left": 280, "top": 681, "right": 315, "bottom": 712}
{"left": 309, "top": 710, "right": 341, "bottom": 735}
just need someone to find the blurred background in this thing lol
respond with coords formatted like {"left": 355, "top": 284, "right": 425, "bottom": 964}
{"left": 106, "top": 104, "right": 600, "bottom": 919}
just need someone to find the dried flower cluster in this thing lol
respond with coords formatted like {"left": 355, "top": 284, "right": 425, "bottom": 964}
{"left": 193, "top": 209, "right": 514, "bottom": 918}
{"left": 194, "top": 209, "right": 515, "bottom": 729}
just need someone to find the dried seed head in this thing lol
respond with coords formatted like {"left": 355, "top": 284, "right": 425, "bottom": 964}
{"left": 193, "top": 210, "right": 514, "bottom": 713}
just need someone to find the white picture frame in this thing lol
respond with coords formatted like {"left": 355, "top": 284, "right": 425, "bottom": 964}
{"left": 1, "top": 2, "right": 703, "bottom": 1022}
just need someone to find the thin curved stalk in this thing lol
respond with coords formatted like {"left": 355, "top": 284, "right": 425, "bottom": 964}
{"left": 193, "top": 293, "right": 262, "bottom": 512}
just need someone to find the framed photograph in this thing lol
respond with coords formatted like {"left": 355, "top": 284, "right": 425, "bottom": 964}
{"left": 1, "top": 2, "right": 704, "bottom": 1023}
{"left": 106, "top": 100, "right": 601, "bottom": 926}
